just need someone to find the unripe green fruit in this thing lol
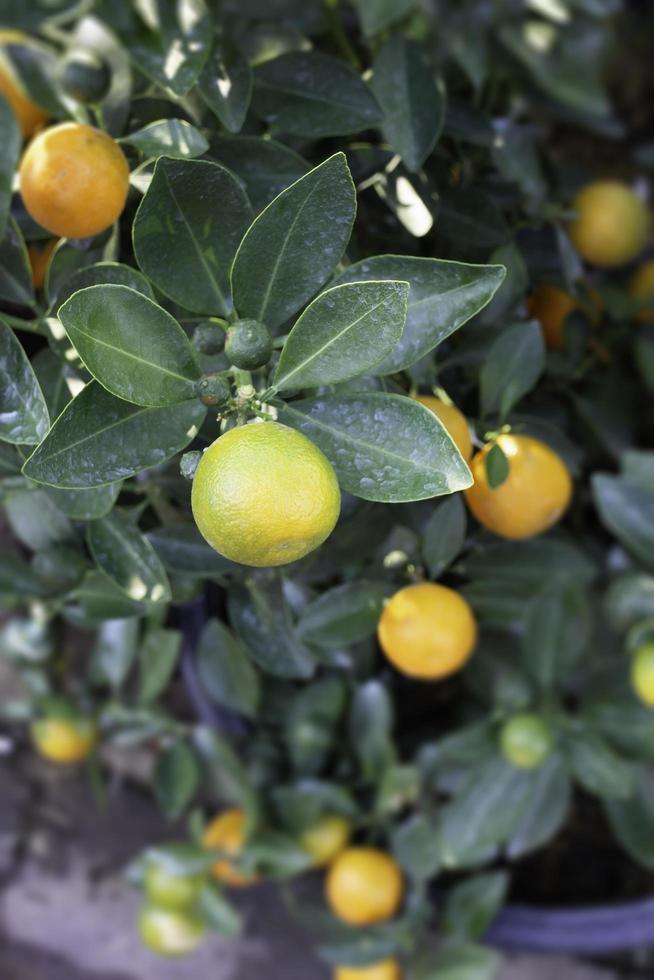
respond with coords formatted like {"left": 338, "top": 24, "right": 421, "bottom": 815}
{"left": 225, "top": 319, "right": 273, "bottom": 370}
{"left": 196, "top": 373, "right": 232, "bottom": 407}
{"left": 138, "top": 903, "right": 205, "bottom": 957}
{"left": 144, "top": 861, "right": 205, "bottom": 911}
{"left": 631, "top": 643, "right": 654, "bottom": 707}
{"left": 192, "top": 320, "right": 226, "bottom": 355}
{"left": 500, "top": 712, "right": 553, "bottom": 769}
{"left": 60, "top": 51, "right": 111, "bottom": 103}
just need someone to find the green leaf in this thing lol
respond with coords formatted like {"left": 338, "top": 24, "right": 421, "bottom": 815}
{"left": 154, "top": 740, "right": 200, "bottom": 819}
{"left": 422, "top": 494, "right": 467, "bottom": 577}
{"left": 59, "top": 285, "right": 200, "bottom": 407}
{"left": 133, "top": 157, "right": 253, "bottom": 317}
{"left": 192, "top": 726, "right": 260, "bottom": 823}
{"left": 196, "top": 618, "right": 260, "bottom": 718}
{"left": 43, "top": 483, "right": 121, "bottom": 521}
{"left": 198, "top": 881, "right": 243, "bottom": 936}
{"left": 0, "top": 95, "right": 20, "bottom": 241}
{"left": 228, "top": 580, "right": 316, "bottom": 679}
{"left": 484, "top": 443, "right": 509, "bottom": 489}
{"left": 122, "top": 119, "right": 208, "bottom": 159}
{"left": 145, "top": 842, "right": 216, "bottom": 876}
{"left": 86, "top": 509, "right": 171, "bottom": 605}
{"left": 273, "top": 281, "right": 408, "bottom": 391}
{"left": 231, "top": 152, "right": 355, "bottom": 330}
{"left": 605, "top": 768, "right": 654, "bottom": 870}
{"left": 198, "top": 40, "right": 252, "bottom": 134}
{"left": 333, "top": 257, "right": 506, "bottom": 374}
{"left": 443, "top": 872, "right": 508, "bottom": 941}
{"left": 147, "top": 524, "right": 240, "bottom": 577}
{"left": 52, "top": 262, "right": 155, "bottom": 313}
{"left": 0, "top": 218, "right": 34, "bottom": 309}
{"left": 30, "top": 348, "right": 74, "bottom": 420}
{"left": 89, "top": 618, "right": 140, "bottom": 690}
{"left": 0, "top": 321, "right": 49, "bottom": 444}
{"left": 286, "top": 678, "right": 347, "bottom": 775}
{"left": 138, "top": 628, "right": 182, "bottom": 704}
{"left": 480, "top": 321, "right": 545, "bottom": 419}
{"left": 370, "top": 37, "right": 444, "bottom": 172}
{"left": 350, "top": 681, "right": 395, "bottom": 781}
{"left": 4, "top": 487, "right": 72, "bottom": 551}
{"left": 592, "top": 474, "right": 654, "bottom": 571}
{"left": 506, "top": 754, "right": 571, "bottom": 858}
{"left": 72, "top": 570, "right": 147, "bottom": 622}
{"left": 351, "top": 0, "right": 416, "bottom": 36}
{"left": 522, "top": 583, "right": 590, "bottom": 691}
{"left": 296, "top": 581, "right": 392, "bottom": 648}
{"left": 566, "top": 731, "right": 634, "bottom": 800}
{"left": 252, "top": 51, "right": 382, "bottom": 138}
{"left": 278, "top": 393, "right": 472, "bottom": 502}
{"left": 209, "top": 136, "right": 309, "bottom": 212}
{"left": 413, "top": 943, "right": 500, "bottom": 980}
{"left": 462, "top": 538, "right": 597, "bottom": 589}
{"left": 244, "top": 830, "right": 312, "bottom": 878}
{"left": 0, "top": 554, "right": 49, "bottom": 598}
{"left": 438, "top": 188, "right": 510, "bottom": 248}
{"left": 391, "top": 813, "right": 441, "bottom": 881}
{"left": 23, "top": 382, "right": 206, "bottom": 489}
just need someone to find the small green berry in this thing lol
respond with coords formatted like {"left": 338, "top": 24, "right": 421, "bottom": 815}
{"left": 225, "top": 319, "right": 273, "bottom": 370}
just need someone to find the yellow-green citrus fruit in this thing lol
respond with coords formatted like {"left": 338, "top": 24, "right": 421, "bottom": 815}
{"left": 0, "top": 30, "right": 49, "bottom": 139}
{"left": 631, "top": 643, "right": 654, "bottom": 707}
{"left": 191, "top": 421, "right": 341, "bottom": 567}
{"left": 465, "top": 434, "right": 572, "bottom": 540}
{"left": 500, "top": 712, "right": 554, "bottom": 769}
{"left": 300, "top": 815, "right": 352, "bottom": 867}
{"left": 144, "top": 861, "right": 205, "bottom": 911}
{"left": 326, "top": 847, "right": 404, "bottom": 926}
{"left": 138, "top": 904, "right": 205, "bottom": 957}
{"left": 414, "top": 394, "right": 473, "bottom": 460}
{"left": 527, "top": 284, "right": 602, "bottom": 351}
{"left": 569, "top": 180, "right": 650, "bottom": 268}
{"left": 19, "top": 122, "right": 129, "bottom": 238}
{"left": 335, "top": 960, "right": 402, "bottom": 980}
{"left": 31, "top": 715, "right": 97, "bottom": 764}
{"left": 27, "top": 238, "right": 57, "bottom": 289}
{"left": 378, "top": 582, "right": 477, "bottom": 681}
{"left": 629, "top": 260, "right": 654, "bottom": 323}
{"left": 202, "top": 808, "right": 258, "bottom": 887}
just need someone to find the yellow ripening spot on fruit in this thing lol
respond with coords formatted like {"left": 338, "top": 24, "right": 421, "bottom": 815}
{"left": 414, "top": 394, "right": 473, "bottom": 460}
{"left": 19, "top": 122, "right": 130, "bottom": 239}
{"left": 464, "top": 434, "right": 572, "bottom": 540}
{"left": 568, "top": 180, "right": 650, "bottom": 268}
{"left": 202, "top": 808, "right": 258, "bottom": 888}
{"left": 378, "top": 582, "right": 477, "bottom": 681}
{"left": 191, "top": 421, "right": 341, "bottom": 567}
{"left": 326, "top": 847, "right": 404, "bottom": 926}
{"left": 629, "top": 260, "right": 654, "bottom": 324}
{"left": 0, "top": 30, "right": 49, "bottom": 139}
{"left": 300, "top": 815, "right": 352, "bottom": 867}
{"left": 31, "top": 716, "right": 97, "bottom": 764}
{"left": 335, "top": 959, "right": 402, "bottom": 980}
{"left": 526, "top": 283, "right": 602, "bottom": 351}
{"left": 138, "top": 904, "right": 205, "bottom": 957}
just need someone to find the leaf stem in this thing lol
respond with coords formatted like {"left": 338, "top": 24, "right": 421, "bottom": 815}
{"left": 323, "top": 0, "right": 361, "bottom": 69}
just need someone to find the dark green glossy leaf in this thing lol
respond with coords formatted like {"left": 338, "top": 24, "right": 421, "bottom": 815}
{"left": 51, "top": 262, "right": 155, "bottom": 314}
{"left": 89, "top": 618, "right": 140, "bottom": 690}
{"left": 198, "top": 881, "right": 243, "bottom": 936}
{"left": 0, "top": 320, "right": 49, "bottom": 445}
{"left": 505, "top": 754, "right": 571, "bottom": 858}
{"left": 443, "top": 872, "right": 508, "bottom": 941}
{"left": 462, "top": 538, "right": 597, "bottom": 588}
{"left": 522, "top": 583, "right": 590, "bottom": 691}
{"left": 351, "top": 0, "right": 416, "bottom": 36}
{"left": 422, "top": 494, "right": 467, "bottom": 577}
{"left": 566, "top": 731, "right": 634, "bottom": 800}
{"left": 485, "top": 443, "right": 509, "bottom": 489}
{"left": 133, "top": 158, "right": 253, "bottom": 317}
{"left": 154, "top": 739, "right": 200, "bottom": 819}
{"left": 23, "top": 382, "right": 206, "bottom": 489}
{"left": 273, "top": 281, "right": 408, "bottom": 391}
{"left": 480, "top": 321, "right": 545, "bottom": 419}
{"left": 371, "top": 36, "right": 444, "bottom": 172}
{"left": 73, "top": 570, "right": 147, "bottom": 622}
{"left": 59, "top": 285, "right": 200, "bottom": 407}
{"left": 198, "top": 40, "right": 252, "bottom": 133}
{"left": 43, "top": 483, "right": 121, "bottom": 521}
{"left": 278, "top": 393, "right": 472, "bottom": 502}
{"left": 391, "top": 813, "right": 441, "bottom": 881}
{"left": 147, "top": 524, "right": 241, "bottom": 576}
{"left": 122, "top": 118, "right": 208, "bottom": 159}
{"left": 197, "top": 618, "right": 260, "bottom": 718}
{"left": 592, "top": 474, "right": 654, "bottom": 571}
{"left": 138, "top": 628, "right": 182, "bottom": 704}
{"left": 350, "top": 681, "right": 395, "bottom": 781}
{"left": 86, "top": 509, "right": 171, "bottom": 605}
{"left": 209, "top": 136, "right": 309, "bottom": 212}
{"left": 296, "top": 581, "right": 392, "bottom": 648}
{"left": 192, "top": 726, "right": 261, "bottom": 823}
{"left": 0, "top": 218, "right": 34, "bottom": 309}
{"left": 286, "top": 677, "right": 346, "bottom": 775}
{"left": 414, "top": 944, "right": 500, "bottom": 980}
{"left": 0, "top": 554, "right": 50, "bottom": 597}
{"left": 228, "top": 580, "right": 316, "bottom": 679}
{"left": 30, "top": 348, "right": 74, "bottom": 419}
{"left": 605, "top": 769, "right": 654, "bottom": 870}
{"left": 0, "top": 95, "right": 20, "bottom": 241}
{"left": 231, "top": 152, "right": 355, "bottom": 330}
{"left": 4, "top": 487, "right": 72, "bottom": 551}
{"left": 333, "top": 257, "right": 506, "bottom": 374}
{"left": 438, "top": 188, "right": 510, "bottom": 248}
{"left": 252, "top": 51, "right": 382, "bottom": 138}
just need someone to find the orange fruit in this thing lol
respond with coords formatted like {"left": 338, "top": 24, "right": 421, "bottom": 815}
{"left": 629, "top": 260, "right": 654, "bottom": 323}
{"left": 464, "top": 434, "right": 572, "bottom": 540}
{"left": 568, "top": 180, "right": 650, "bottom": 268}
{"left": 191, "top": 421, "right": 340, "bottom": 567}
{"left": 378, "top": 582, "right": 477, "bottom": 680}
{"left": 326, "top": 847, "right": 404, "bottom": 926}
{"left": 0, "top": 30, "right": 49, "bottom": 139}
{"left": 414, "top": 394, "right": 472, "bottom": 460}
{"left": 335, "top": 960, "right": 402, "bottom": 980}
{"left": 27, "top": 238, "right": 57, "bottom": 289}
{"left": 31, "top": 715, "right": 97, "bottom": 764}
{"left": 19, "top": 122, "right": 129, "bottom": 238}
{"left": 202, "top": 808, "right": 258, "bottom": 887}
{"left": 300, "top": 815, "right": 352, "bottom": 867}
{"left": 527, "top": 284, "right": 602, "bottom": 351}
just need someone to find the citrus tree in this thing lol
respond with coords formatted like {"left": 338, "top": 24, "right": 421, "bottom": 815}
{"left": 1, "top": 0, "right": 654, "bottom": 976}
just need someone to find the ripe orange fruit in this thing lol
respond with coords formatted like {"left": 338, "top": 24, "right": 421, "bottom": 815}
{"left": 31, "top": 714, "right": 97, "bottom": 764}
{"left": 500, "top": 712, "right": 553, "bottom": 769}
{"left": 629, "top": 260, "right": 654, "bottom": 323}
{"left": 335, "top": 960, "right": 402, "bottom": 980}
{"left": 19, "top": 122, "right": 129, "bottom": 238}
{"left": 202, "top": 808, "right": 258, "bottom": 887}
{"left": 527, "top": 284, "right": 601, "bottom": 351}
{"left": 568, "top": 180, "right": 650, "bottom": 268}
{"left": 138, "top": 904, "right": 205, "bottom": 957}
{"left": 378, "top": 582, "right": 477, "bottom": 681}
{"left": 464, "top": 434, "right": 572, "bottom": 540}
{"left": 414, "top": 394, "right": 472, "bottom": 460}
{"left": 300, "top": 815, "right": 352, "bottom": 867}
{"left": 191, "top": 421, "right": 340, "bottom": 567}
{"left": 0, "top": 31, "right": 49, "bottom": 139}
{"left": 326, "top": 847, "right": 404, "bottom": 926}
{"left": 631, "top": 643, "right": 654, "bottom": 707}
{"left": 27, "top": 238, "right": 57, "bottom": 289}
